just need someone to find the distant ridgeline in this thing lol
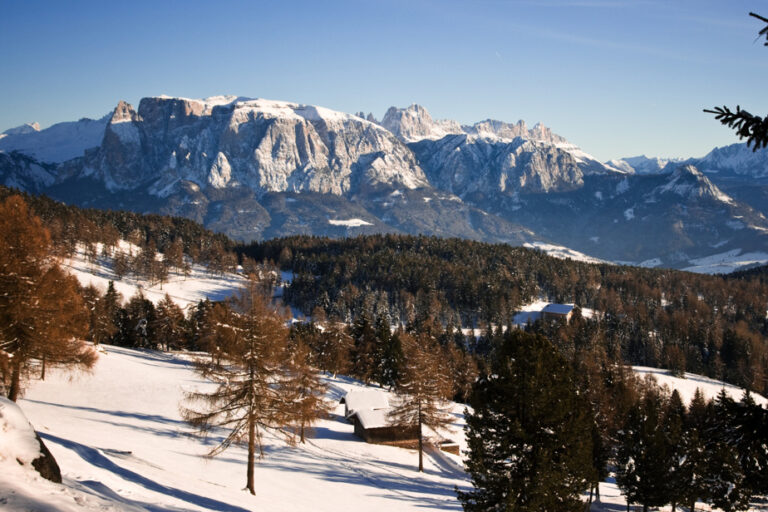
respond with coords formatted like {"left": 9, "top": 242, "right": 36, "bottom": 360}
{"left": 3, "top": 186, "right": 768, "bottom": 396}
{"left": 246, "top": 235, "right": 768, "bottom": 396}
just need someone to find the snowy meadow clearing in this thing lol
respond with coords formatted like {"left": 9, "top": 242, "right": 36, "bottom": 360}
{"left": 4, "top": 344, "right": 765, "bottom": 511}
{"left": 6, "top": 345, "right": 470, "bottom": 512}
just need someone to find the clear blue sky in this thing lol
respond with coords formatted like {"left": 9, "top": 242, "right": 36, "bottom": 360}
{"left": 1, "top": 0, "right": 766, "bottom": 161}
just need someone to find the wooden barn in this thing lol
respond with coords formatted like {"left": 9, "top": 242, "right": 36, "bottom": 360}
{"left": 541, "top": 303, "right": 575, "bottom": 323}
{"left": 341, "top": 390, "right": 418, "bottom": 446}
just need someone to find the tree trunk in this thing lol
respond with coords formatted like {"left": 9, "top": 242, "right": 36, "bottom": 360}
{"left": 8, "top": 362, "right": 22, "bottom": 402}
{"left": 596, "top": 483, "right": 600, "bottom": 500}
{"left": 690, "top": 500, "right": 696, "bottom": 512}
{"left": 246, "top": 413, "right": 256, "bottom": 495}
{"left": 41, "top": 356, "right": 46, "bottom": 380}
{"left": 418, "top": 402, "right": 423, "bottom": 472}
{"left": 300, "top": 420, "right": 306, "bottom": 444}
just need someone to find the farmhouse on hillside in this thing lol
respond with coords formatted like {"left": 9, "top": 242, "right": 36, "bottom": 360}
{"left": 541, "top": 303, "right": 575, "bottom": 323}
{"left": 341, "top": 390, "right": 419, "bottom": 446}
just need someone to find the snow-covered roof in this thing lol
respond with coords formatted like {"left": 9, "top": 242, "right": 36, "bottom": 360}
{"left": 354, "top": 408, "right": 390, "bottom": 430}
{"left": 542, "top": 303, "right": 575, "bottom": 315}
{"left": 343, "top": 390, "right": 389, "bottom": 417}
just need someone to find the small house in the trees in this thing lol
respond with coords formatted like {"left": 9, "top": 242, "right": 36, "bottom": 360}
{"left": 341, "top": 390, "right": 418, "bottom": 446}
{"left": 541, "top": 303, "right": 575, "bottom": 323}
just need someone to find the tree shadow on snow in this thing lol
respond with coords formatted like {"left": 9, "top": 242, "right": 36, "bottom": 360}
{"left": 24, "top": 399, "right": 184, "bottom": 430}
{"left": 41, "top": 433, "right": 251, "bottom": 512}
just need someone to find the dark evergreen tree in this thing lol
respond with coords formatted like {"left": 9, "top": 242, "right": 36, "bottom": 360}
{"left": 663, "top": 390, "right": 687, "bottom": 512}
{"left": 702, "top": 390, "right": 751, "bottom": 512}
{"left": 732, "top": 390, "right": 768, "bottom": 498}
{"left": 350, "top": 310, "right": 377, "bottom": 383}
{"left": 616, "top": 382, "right": 673, "bottom": 512}
{"left": 457, "top": 330, "right": 593, "bottom": 512}
{"left": 678, "top": 388, "right": 710, "bottom": 512}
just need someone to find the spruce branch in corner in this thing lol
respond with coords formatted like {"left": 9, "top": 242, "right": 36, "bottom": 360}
{"left": 704, "top": 12, "right": 768, "bottom": 151}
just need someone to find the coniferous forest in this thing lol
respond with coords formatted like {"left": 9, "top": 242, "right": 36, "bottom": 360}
{"left": 2, "top": 186, "right": 768, "bottom": 510}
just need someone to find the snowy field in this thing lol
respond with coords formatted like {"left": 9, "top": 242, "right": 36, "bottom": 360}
{"left": 7, "top": 345, "right": 470, "bottom": 512}
{"left": 633, "top": 366, "right": 768, "bottom": 407}
{"left": 682, "top": 249, "right": 768, "bottom": 274}
{"left": 523, "top": 241, "right": 608, "bottom": 265}
{"left": 4, "top": 346, "right": 766, "bottom": 511}
{"left": 61, "top": 242, "right": 248, "bottom": 308}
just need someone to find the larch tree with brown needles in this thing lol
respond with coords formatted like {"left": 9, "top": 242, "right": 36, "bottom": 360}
{"left": 182, "top": 279, "right": 293, "bottom": 495}
{"left": 285, "top": 339, "right": 330, "bottom": 444}
{"left": 388, "top": 331, "right": 453, "bottom": 472}
{"left": 0, "top": 195, "right": 96, "bottom": 401}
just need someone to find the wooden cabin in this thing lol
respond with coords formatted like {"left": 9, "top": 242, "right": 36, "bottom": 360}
{"left": 541, "top": 303, "right": 575, "bottom": 323}
{"left": 341, "top": 389, "right": 418, "bottom": 446}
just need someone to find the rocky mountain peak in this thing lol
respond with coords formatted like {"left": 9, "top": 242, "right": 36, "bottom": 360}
{"left": 1, "top": 122, "right": 40, "bottom": 137}
{"left": 109, "top": 100, "right": 140, "bottom": 124}
{"left": 654, "top": 164, "right": 734, "bottom": 203}
{"left": 380, "top": 104, "right": 463, "bottom": 142}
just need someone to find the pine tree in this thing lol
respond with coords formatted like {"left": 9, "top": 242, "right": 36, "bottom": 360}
{"left": 616, "top": 382, "right": 673, "bottom": 512}
{"left": 733, "top": 390, "right": 768, "bottom": 497}
{"left": 388, "top": 331, "right": 452, "bottom": 472}
{"left": 663, "top": 390, "right": 687, "bottom": 512}
{"left": 678, "top": 388, "right": 709, "bottom": 512}
{"left": 0, "top": 195, "right": 96, "bottom": 401}
{"left": 151, "top": 294, "right": 186, "bottom": 351}
{"left": 90, "top": 281, "right": 122, "bottom": 345}
{"left": 701, "top": 390, "right": 751, "bottom": 512}
{"left": 182, "top": 281, "right": 292, "bottom": 495}
{"left": 316, "top": 319, "right": 353, "bottom": 377}
{"left": 351, "top": 310, "right": 377, "bottom": 382}
{"left": 457, "top": 330, "right": 593, "bottom": 512}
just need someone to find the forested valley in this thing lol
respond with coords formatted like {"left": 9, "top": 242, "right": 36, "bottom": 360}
{"left": 3, "top": 185, "right": 768, "bottom": 510}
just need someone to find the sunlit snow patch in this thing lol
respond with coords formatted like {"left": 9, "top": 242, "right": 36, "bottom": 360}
{"left": 328, "top": 218, "right": 373, "bottom": 227}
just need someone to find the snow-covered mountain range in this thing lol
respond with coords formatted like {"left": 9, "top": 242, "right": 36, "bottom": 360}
{"left": 2, "top": 95, "right": 767, "bottom": 271}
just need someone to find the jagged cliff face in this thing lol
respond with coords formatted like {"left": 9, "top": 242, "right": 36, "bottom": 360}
{"left": 411, "top": 135, "right": 585, "bottom": 195}
{"left": 82, "top": 96, "right": 428, "bottom": 197}
{"left": 380, "top": 104, "right": 463, "bottom": 142}
{"left": 3, "top": 96, "right": 768, "bottom": 269}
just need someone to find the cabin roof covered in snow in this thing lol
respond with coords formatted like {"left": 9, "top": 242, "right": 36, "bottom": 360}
{"left": 354, "top": 408, "right": 390, "bottom": 430}
{"left": 342, "top": 390, "right": 389, "bottom": 417}
{"left": 542, "top": 303, "right": 575, "bottom": 315}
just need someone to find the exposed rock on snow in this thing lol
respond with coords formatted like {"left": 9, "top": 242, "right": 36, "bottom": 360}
{"left": 0, "top": 396, "right": 61, "bottom": 483}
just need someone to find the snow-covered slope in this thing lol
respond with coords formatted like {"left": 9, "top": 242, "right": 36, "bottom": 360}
{"left": 633, "top": 366, "right": 767, "bottom": 407}
{"left": 523, "top": 241, "right": 607, "bottom": 264}
{"left": 13, "top": 345, "right": 469, "bottom": 512}
{"left": 10, "top": 346, "right": 767, "bottom": 511}
{"left": 62, "top": 241, "right": 248, "bottom": 308}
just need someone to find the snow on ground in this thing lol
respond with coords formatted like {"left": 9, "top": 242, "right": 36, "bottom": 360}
{"left": 328, "top": 218, "right": 374, "bottom": 227}
{"left": 61, "top": 242, "right": 247, "bottom": 308}
{"left": 633, "top": 366, "right": 768, "bottom": 407}
{"left": 523, "top": 242, "right": 607, "bottom": 265}
{"left": 683, "top": 249, "right": 768, "bottom": 274}
{"left": 7, "top": 347, "right": 767, "bottom": 511}
{"left": 13, "top": 345, "right": 469, "bottom": 512}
